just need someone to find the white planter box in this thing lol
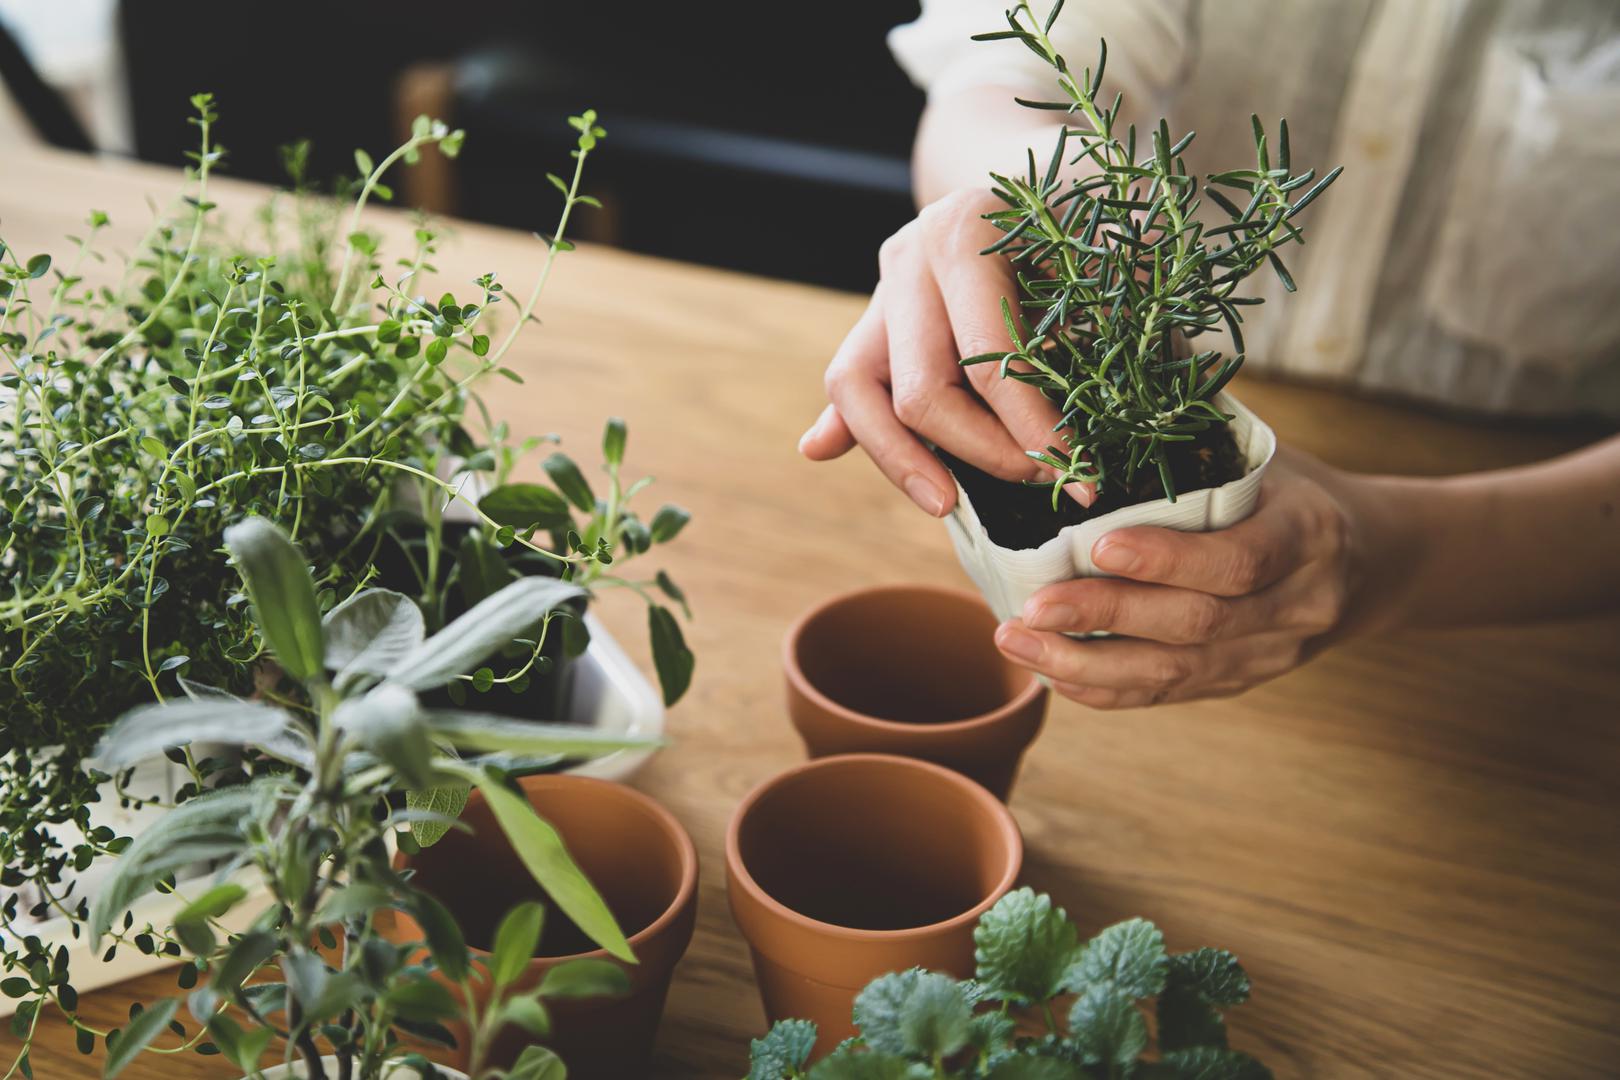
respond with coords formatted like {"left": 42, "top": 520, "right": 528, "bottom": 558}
{"left": 0, "top": 618, "right": 663, "bottom": 1016}
{"left": 945, "top": 394, "right": 1276, "bottom": 623}
{"left": 259, "top": 1055, "right": 466, "bottom": 1078}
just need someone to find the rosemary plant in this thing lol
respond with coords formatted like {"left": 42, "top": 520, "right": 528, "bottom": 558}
{"left": 0, "top": 97, "right": 692, "bottom": 1072}
{"left": 967, "top": 2, "right": 1341, "bottom": 507}
{"left": 64, "top": 518, "right": 643, "bottom": 1078}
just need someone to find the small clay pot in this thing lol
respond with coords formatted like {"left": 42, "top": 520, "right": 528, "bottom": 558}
{"left": 784, "top": 584, "right": 1048, "bottom": 799}
{"left": 389, "top": 775, "right": 697, "bottom": 1080}
{"left": 726, "top": 754, "right": 1022, "bottom": 1061}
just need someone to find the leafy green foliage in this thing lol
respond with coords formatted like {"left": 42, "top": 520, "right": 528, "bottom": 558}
{"left": 967, "top": 2, "right": 1340, "bottom": 506}
{"left": 748, "top": 888, "right": 1268, "bottom": 1080}
{"left": 78, "top": 520, "right": 652, "bottom": 1078}
{"left": 1, "top": 98, "right": 695, "bottom": 1073}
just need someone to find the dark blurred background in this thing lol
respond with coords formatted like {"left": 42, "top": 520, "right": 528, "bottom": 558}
{"left": 0, "top": 1, "right": 926, "bottom": 291}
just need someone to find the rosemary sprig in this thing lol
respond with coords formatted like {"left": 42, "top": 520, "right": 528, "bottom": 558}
{"left": 968, "top": 1, "right": 1341, "bottom": 505}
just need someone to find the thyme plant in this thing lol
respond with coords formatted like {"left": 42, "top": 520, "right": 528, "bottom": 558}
{"left": 748, "top": 889, "right": 1267, "bottom": 1080}
{"left": 1, "top": 98, "right": 691, "bottom": 1071}
{"left": 58, "top": 518, "right": 642, "bottom": 1078}
{"left": 967, "top": 2, "right": 1341, "bottom": 506}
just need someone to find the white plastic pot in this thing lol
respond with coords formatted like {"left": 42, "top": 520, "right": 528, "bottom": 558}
{"left": 257, "top": 1056, "right": 466, "bottom": 1079}
{"left": 944, "top": 393, "right": 1276, "bottom": 623}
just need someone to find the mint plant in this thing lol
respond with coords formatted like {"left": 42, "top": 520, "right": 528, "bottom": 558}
{"left": 965, "top": 2, "right": 1340, "bottom": 509}
{"left": 1, "top": 96, "right": 693, "bottom": 1042}
{"left": 21, "top": 517, "right": 646, "bottom": 1079}
{"left": 748, "top": 888, "right": 1268, "bottom": 1080}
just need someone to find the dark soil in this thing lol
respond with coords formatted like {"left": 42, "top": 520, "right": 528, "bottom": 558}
{"left": 945, "top": 424, "right": 1246, "bottom": 551}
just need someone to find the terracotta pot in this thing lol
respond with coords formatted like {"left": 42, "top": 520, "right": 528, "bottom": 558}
{"left": 388, "top": 775, "right": 697, "bottom": 1080}
{"left": 726, "top": 753, "right": 1022, "bottom": 1061}
{"left": 784, "top": 584, "right": 1048, "bottom": 799}
{"left": 257, "top": 1056, "right": 465, "bottom": 1078}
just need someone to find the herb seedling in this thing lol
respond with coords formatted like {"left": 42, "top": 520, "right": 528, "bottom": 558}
{"left": 0, "top": 101, "right": 691, "bottom": 1077}
{"left": 966, "top": 2, "right": 1340, "bottom": 510}
{"left": 67, "top": 518, "right": 645, "bottom": 1078}
{"left": 749, "top": 888, "right": 1267, "bottom": 1080}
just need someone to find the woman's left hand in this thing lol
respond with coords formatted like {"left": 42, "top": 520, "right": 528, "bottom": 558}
{"left": 992, "top": 448, "right": 1383, "bottom": 708}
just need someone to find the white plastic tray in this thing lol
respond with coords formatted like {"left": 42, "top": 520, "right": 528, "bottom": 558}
{"left": 0, "top": 617, "right": 664, "bottom": 1014}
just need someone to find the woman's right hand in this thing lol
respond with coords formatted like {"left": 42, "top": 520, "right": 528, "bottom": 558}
{"left": 798, "top": 187, "right": 1078, "bottom": 517}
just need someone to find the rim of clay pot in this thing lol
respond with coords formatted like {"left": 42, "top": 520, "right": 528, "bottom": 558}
{"left": 398, "top": 774, "right": 698, "bottom": 966}
{"left": 783, "top": 583, "right": 1043, "bottom": 735}
{"left": 725, "top": 753, "right": 1022, "bottom": 942}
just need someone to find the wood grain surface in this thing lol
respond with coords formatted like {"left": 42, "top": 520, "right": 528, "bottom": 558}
{"left": 3, "top": 143, "right": 1617, "bottom": 1079}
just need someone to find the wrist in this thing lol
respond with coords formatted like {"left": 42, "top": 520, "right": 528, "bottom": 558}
{"left": 1331, "top": 469, "right": 1465, "bottom": 636}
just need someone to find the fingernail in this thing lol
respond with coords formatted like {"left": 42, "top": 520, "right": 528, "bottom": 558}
{"left": 904, "top": 474, "right": 947, "bottom": 517}
{"left": 1024, "top": 602, "right": 1076, "bottom": 631}
{"left": 797, "top": 426, "right": 816, "bottom": 454}
{"left": 995, "top": 622, "right": 1043, "bottom": 663}
{"left": 1092, "top": 536, "right": 1138, "bottom": 573}
{"left": 1064, "top": 482, "right": 1094, "bottom": 508}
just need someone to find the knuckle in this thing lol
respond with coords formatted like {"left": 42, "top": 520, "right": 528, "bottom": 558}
{"left": 1153, "top": 650, "right": 1196, "bottom": 690}
{"left": 877, "top": 228, "right": 911, "bottom": 272}
{"left": 1183, "top": 596, "right": 1229, "bottom": 642}
{"left": 1220, "top": 546, "right": 1268, "bottom": 594}
{"left": 891, "top": 384, "right": 935, "bottom": 430}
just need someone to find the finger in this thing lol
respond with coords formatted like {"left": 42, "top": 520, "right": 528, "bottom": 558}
{"left": 1049, "top": 683, "right": 1158, "bottom": 710}
{"left": 799, "top": 404, "right": 855, "bottom": 460}
{"left": 823, "top": 295, "right": 957, "bottom": 517}
{"left": 1090, "top": 497, "right": 1305, "bottom": 596}
{"left": 1021, "top": 577, "right": 1282, "bottom": 645}
{"left": 994, "top": 622, "right": 1207, "bottom": 692}
{"left": 920, "top": 194, "right": 1094, "bottom": 505}
{"left": 881, "top": 238, "right": 1039, "bottom": 481}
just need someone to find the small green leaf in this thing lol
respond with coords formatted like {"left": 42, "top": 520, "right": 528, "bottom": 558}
{"left": 749, "top": 1019, "right": 817, "bottom": 1080}
{"left": 224, "top": 518, "right": 325, "bottom": 683}
{"left": 1168, "top": 948, "right": 1251, "bottom": 1007}
{"left": 139, "top": 435, "right": 169, "bottom": 459}
{"left": 505, "top": 1045, "right": 567, "bottom": 1080}
{"left": 602, "top": 417, "right": 626, "bottom": 467}
{"left": 543, "top": 453, "right": 595, "bottom": 511}
{"left": 974, "top": 887, "right": 1079, "bottom": 1003}
{"left": 406, "top": 784, "right": 470, "bottom": 848}
{"left": 145, "top": 514, "right": 171, "bottom": 538}
{"left": 26, "top": 254, "right": 50, "bottom": 279}
{"left": 491, "top": 900, "right": 545, "bottom": 990}
{"left": 463, "top": 767, "right": 633, "bottom": 962}
{"left": 407, "top": 889, "right": 469, "bottom": 981}
{"left": 538, "top": 957, "right": 629, "bottom": 999}
{"left": 1068, "top": 983, "right": 1147, "bottom": 1067}
{"left": 896, "top": 972, "right": 971, "bottom": 1059}
{"left": 648, "top": 605, "right": 693, "bottom": 706}
{"left": 648, "top": 504, "right": 690, "bottom": 543}
{"left": 497, "top": 995, "right": 551, "bottom": 1038}
{"left": 480, "top": 482, "right": 573, "bottom": 531}
{"left": 103, "top": 998, "right": 178, "bottom": 1077}
{"left": 1064, "top": 917, "right": 1168, "bottom": 999}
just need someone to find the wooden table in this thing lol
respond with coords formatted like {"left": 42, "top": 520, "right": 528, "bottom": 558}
{"left": 6, "top": 143, "right": 1619, "bottom": 1079}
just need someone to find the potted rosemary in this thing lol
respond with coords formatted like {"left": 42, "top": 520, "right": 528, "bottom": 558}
{"left": 945, "top": 4, "right": 1341, "bottom": 621}
{"left": 0, "top": 98, "right": 692, "bottom": 1043}
{"left": 79, "top": 518, "right": 648, "bottom": 1079}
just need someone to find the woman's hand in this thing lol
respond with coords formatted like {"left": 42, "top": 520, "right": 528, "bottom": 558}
{"left": 992, "top": 449, "right": 1388, "bottom": 708}
{"left": 799, "top": 187, "right": 1077, "bottom": 516}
